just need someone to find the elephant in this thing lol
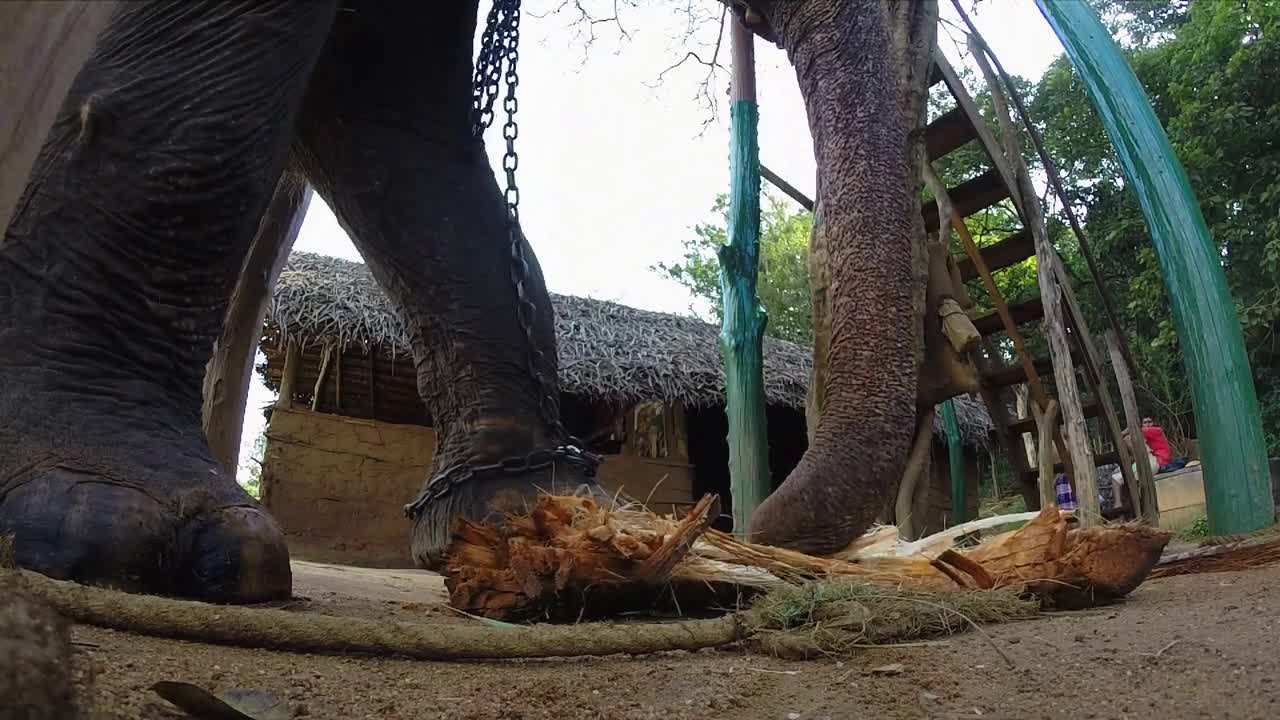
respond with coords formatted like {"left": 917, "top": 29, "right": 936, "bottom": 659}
{"left": 0, "top": 0, "right": 940, "bottom": 603}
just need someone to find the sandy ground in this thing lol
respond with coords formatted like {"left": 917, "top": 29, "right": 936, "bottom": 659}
{"left": 68, "top": 561, "right": 1280, "bottom": 720}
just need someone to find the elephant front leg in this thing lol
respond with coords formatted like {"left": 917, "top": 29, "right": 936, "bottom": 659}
{"left": 0, "top": 2, "right": 338, "bottom": 601}
{"left": 293, "top": 1, "right": 605, "bottom": 570}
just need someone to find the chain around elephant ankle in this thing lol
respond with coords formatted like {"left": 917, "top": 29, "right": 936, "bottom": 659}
{"left": 402, "top": 443, "right": 603, "bottom": 520}
{"left": 470, "top": 0, "right": 570, "bottom": 444}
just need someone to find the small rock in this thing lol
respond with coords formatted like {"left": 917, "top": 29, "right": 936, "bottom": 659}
{"left": 787, "top": 713, "right": 802, "bottom": 720}
{"left": 1074, "top": 633, "right": 1086, "bottom": 642}
{"left": 1007, "top": 637, "right": 1021, "bottom": 644}
{"left": 921, "top": 692, "right": 939, "bottom": 702}
{"left": 870, "top": 663, "right": 905, "bottom": 676}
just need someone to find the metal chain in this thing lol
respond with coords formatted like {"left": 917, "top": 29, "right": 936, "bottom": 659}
{"left": 470, "top": 0, "right": 567, "bottom": 443}
{"left": 407, "top": 0, "right": 595, "bottom": 519}
{"left": 404, "top": 444, "right": 602, "bottom": 519}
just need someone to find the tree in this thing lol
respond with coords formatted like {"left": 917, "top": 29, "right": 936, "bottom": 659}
{"left": 1031, "top": 0, "right": 1280, "bottom": 453}
{"left": 655, "top": 191, "right": 814, "bottom": 344}
{"left": 238, "top": 432, "right": 268, "bottom": 500}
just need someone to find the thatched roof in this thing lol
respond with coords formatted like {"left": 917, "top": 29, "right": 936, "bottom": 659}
{"left": 264, "top": 252, "right": 993, "bottom": 446}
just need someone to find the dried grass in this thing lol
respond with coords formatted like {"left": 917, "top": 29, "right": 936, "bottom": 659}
{"left": 745, "top": 580, "right": 1038, "bottom": 658}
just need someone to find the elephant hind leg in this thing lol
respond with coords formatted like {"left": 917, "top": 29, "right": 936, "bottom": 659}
{"left": 0, "top": 1, "right": 338, "bottom": 601}
{"left": 293, "top": 0, "right": 604, "bottom": 570}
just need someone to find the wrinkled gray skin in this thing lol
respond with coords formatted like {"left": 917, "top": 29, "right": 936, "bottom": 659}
{"left": 0, "top": 0, "right": 924, "bottom": 602}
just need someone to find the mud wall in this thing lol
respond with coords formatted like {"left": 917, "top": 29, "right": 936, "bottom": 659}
{"left": 260, "top": 407, "right": 697, "bottom": 568}
{"left": 917, "top": 443, "right": 982, "bottom": 536}
{"left": 261, "top": 407, "right": 433, "bottom": 568}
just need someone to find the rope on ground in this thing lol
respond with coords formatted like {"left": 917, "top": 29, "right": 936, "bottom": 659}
{"left": 11, "top": 569, "right": 744, "bottom": 660}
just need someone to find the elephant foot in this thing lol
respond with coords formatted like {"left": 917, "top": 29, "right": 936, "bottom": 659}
{"left": 0, "top": 453, "right": 291, "bottom": 603}
{"left": 406, "top": 446, "right": 610, "bottom": 570}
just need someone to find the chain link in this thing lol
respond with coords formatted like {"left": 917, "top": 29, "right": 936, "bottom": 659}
{"left": 404, "top": 444, "right": 602, "bottom": 519}
{"left": 408, "top": 0, "right": 593, "bottom": 518}
{"left": 469, "top": 0, "right": 565, "bottom": 441}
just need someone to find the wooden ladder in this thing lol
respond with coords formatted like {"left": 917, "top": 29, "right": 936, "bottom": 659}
{"left": 920, "top": 49, "right": 1141, "bottom": 520}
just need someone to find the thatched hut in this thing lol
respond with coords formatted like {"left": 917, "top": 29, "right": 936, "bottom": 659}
{"left": 255, "top": 253, "right": 995, "bottom": 567}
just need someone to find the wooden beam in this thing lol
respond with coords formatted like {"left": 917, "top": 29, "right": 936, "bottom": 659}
{"left": 932, "top": 51, "right": 1024, "bottom": 219}
{"left": 982, "top": 352, "right": 1072, "bottom": 388}
{"left": 1032, "top": 400, "right": 1059, "bottom": 509}
{"left": 952, "top": 1, "right": 1137, "bottom": 375}
{"left": 925, "top": 164, "right": 1045, "bottom": 405}
{"left": 1020, "top": 449, "right": 1122, "bottom": 485}
{"left": 368, "top": 349, "right": 377, "bottom": 419}
{"left": 926, "top": 164, "right": 1079, "bottom": 501}
{"left": 1108, "top": 330, "right": 1160, "bottom": 525}
{"left": 311, "top": 344, "right": 334, "bottom": 412}
{"left": 759, "top": 163, "right": 814, "bottom": 211}
{"left": 1009, "top": 403, "right": 1100, "bottom": 436}
{"left": 921, "top": 168, "right": 1009, "bottom": 231}
{"left": 955, "top": 229, "right": 1034, "bottom": 281}
{"left": 0, "top": 2, "right": 116, "bottom": 234}
{"left": 974, "top": 343, "right": 1037, "bottom": 508}
{"left": 928, "top": 59, "right": 945, "bottom": 87}
{"left": 971, "top": 297, "right": 1044, "bottom": 335}
{"left": 925, "top": 107, "right": 977, "bottom": 161}
{"left": 957, "top": 30, "right": 1098, "bottom": 522}
{"left": 276, "top": 341, "right": 300, "bottom": 410}
{"left": 951, "top": 9, "right": 1137, "bottom": 517}
{"left": 334, "top": 344, "right": 342, "bottom": 412}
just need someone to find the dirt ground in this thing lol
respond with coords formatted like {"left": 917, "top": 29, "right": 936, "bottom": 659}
{"left": 69, "top": 561, "right": 1280, "bottom": 720}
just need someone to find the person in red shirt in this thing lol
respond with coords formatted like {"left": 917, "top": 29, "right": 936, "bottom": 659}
{"left": 1142, "top": 417, "right": 1187, "bottom": 473}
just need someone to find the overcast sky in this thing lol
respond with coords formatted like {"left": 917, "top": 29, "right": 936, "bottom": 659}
{"left": 241, "top": 0, "right": 1070, "bottom": 480}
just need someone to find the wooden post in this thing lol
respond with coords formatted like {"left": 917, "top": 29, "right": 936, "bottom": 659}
{"left": 1033, "top": 399, "right": 1060, "bottom": 509}
{"left": 718, "top": 16, "right": 771, "bottom": 538}
{"left": 1107, "top": 331, "right": 1160, "bottom": 525}
{"left": 276, "top": 341, "right": 300, "bottom": 410}
{"left": 989, "top": 449, "right": 1000, "bottom": 499}
{"left": 759, "top": 164, "right": 814, "bottom": 211}
{"left": 0, "top": 2, "right": 116, "bottom": 234}
{"left": 1038, "top": 0, "right": 1274, "bottom": 534}
{"left": 311, "top": 344, "right": 334, "bottom": 412}
{"left": 960, "top": 36, "right": 1100, "bottom": 525}
{"left": 1033, "top": 240, "right": 1099, "bottom": 524}
{"left": 368, "top": 350, "right": 377, "bottom": 419}
{"left": 202, "top": 175, "right": 311, "bottom": 472}
{"left": 942, "top": 399, "right": 967, "bottom": 524}
{"left": 950, "top": 5, "right": 1137, "bottom": 375}
{"left": 962, "top": 17, "right": 1149, "bottom": 517}
{"left": 894, "top": 408, "right": 938, "bottom": 540}
{"left": 333, "top": 345, "right": 342, "bottom": 412}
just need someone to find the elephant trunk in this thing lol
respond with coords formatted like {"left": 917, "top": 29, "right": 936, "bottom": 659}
{"left": 748, "top": 0, "right": 933, "bottom": 553}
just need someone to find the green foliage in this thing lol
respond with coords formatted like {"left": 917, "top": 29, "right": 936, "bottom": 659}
{"left": 1031, "top": 0, "right": 1280, "bottom": 454}
{"left": 659, "top": 1, "right": 1280, "bottom": 457}
{"left": 656, "top": 192, "right": 813, "bottom": 344}
{"left": 1177, "top": 514, "right": 1209, "bottom": 542}
{"left": 238, "top": 432, "right": 267, "bottom": 500}
{"left": 979, "top": 493, "right": 1027, "bottom": 520}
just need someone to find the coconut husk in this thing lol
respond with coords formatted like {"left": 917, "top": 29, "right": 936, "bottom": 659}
{"left": 444, "top": 497, "right": 1172, "bottom": 620}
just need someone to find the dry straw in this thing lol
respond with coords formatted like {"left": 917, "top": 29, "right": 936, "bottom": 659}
{"left": 745, "top": 580, "right": 1038, "bottom": 659}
